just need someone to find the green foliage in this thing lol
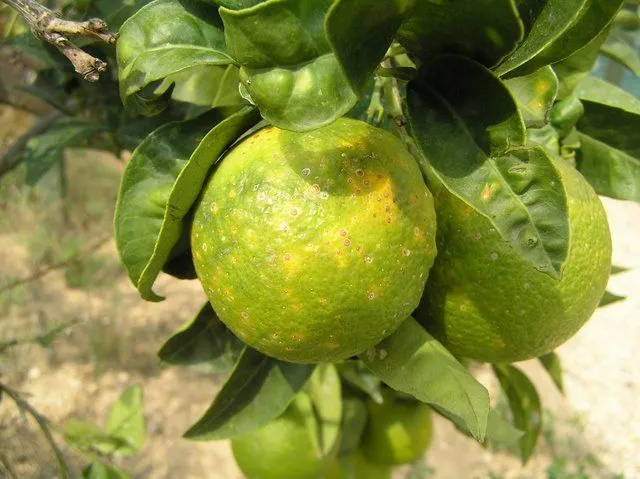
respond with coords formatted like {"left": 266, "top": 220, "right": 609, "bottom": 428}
{"left": 504, "top": 66, "right": 559, "bottom": 127}
{"left": 361, "top": 317, "right": 490, "bottom": 441}
{"left": 114, "top": 107, "right": 260, "bottom": 300}
{"left": 158, "top": 302, "right": 243, "bottom": 371}
{"left": 539, "top": 352, "right": 566, "bottom": 394}
{"left": 117, "top": 0, "right": 232, "bottom": 115}
{"left": 407, "top": 55, "right": 570, "bottom": 278}
{"left": 220, "top": 0, "right": 357, "bottom": 131}
{"left": 493, "top": 365, "right": 542, "bottom": 464}
{"left": 184, "top": 348, "right": 314, "bottom": 440}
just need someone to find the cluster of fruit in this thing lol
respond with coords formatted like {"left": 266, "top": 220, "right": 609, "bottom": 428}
{"left": 232, "top": 386, "right": 432, "bottom": 479}
{"left": 191, "top": 117, "right": 611, "bottom": 366}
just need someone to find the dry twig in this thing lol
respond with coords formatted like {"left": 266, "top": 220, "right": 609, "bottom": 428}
{"left": 1, "top": 0, "right": 117, "bottom": 81}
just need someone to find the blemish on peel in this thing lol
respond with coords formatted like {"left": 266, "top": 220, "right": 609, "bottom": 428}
{"left": 241, "top": 311, "right": 249, "bottom": 319}
{"left": 490, "top": 252, "right": 499, "bottom": 260}
{"left": 402, "top": 248, "right": 411, "bottom": 257}
{"left": 355, "top": 169, "right": 364, "bottom": 177}
{"left": 319, "top": 192, "right": 329, "bottom": 200}
{"left": 365, "top": 348, "right": 376, "bottom": 362}
{"left": 290, "top": 208, "right": 298, "bottom": 217}
{"left": 344, "top": 239, "right": 351, "bottom": 247}
{"left": 367, "top": 291, "right": 376, "bottom": 300}
{"left": 364, "top": 256, "right": 373, "bottom": 264}
{"left": 284, "top": 253, "right": 292, "bottom": 261}
{"left": 474, "top": 232, "right": 482, "bottom": 240}
{"left": 301, "top": 168, "right": 311, "bottom": 176}
{"left": 379, "top": 349, "right": 388, "bottom": 360}
{"left": 210, "top": 202, "right": 218, "bottom": 213}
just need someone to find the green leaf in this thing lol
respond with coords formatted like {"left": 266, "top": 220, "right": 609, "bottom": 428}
{"left": 117, "top": 0, "right": 232, "bottom": 115}
{"left": 493, "top": 364, "right": 542, "bottom": 464}
{"left": 325, "top": 0, "right": 412, "bottom": 94}
{"left": 538, "top": 351, "right": 565, "bottom": 394}
{"left": 64, "top": 419, "right": 112, "bottom": 450}
{"left": 504, "top": 66, "right": 559, "bottom": 127}
{"left": 337, "top": 361, "right": 383, "bottom": 404}
{"left": 527, "top": 125, "right": 561, "bottom": 156}
{"left": 513, "top": 0, "right": 625, "bottom": 76}
{"left": 550, "top": 96, "right": 585, "bottom": 138}
{"left": 576, "top": 132, "right": 640, "bottom": 201}
{"left": 82, "top": 462, "right": 133, "bottom": 479}
{"left": 308, "top": 364, "right": 342, "bottom": 457}
{"left": 407, "top": 55, "right": 570, "bottom": 279}
{"left": 485, "top": 409, "right": 525, "bottom": 445}
{"left": 184, "top": 348, "right": 314, "bottom": 440}
{"left": 361, "top": 317, "right": 490, "bottom": 441}
{"left": 114, "top": 107, "right": 260, "bottom": 301}
{"left": 24, "top": 117, "right": 105, "bottom": 186}
{"left": 601, "top": 31, "right": 640, "bottom": 76}
{"left": 105, "top": 386, "right": 145, "bottom": 455}
{"left": 162, "top": 64, "right": 247, "bottom": 108}
{"left": 552, "top": 26, "right": 611, "bottom": 99}
{"left": 338, "top": 397, "right": 368, "bottom": 455}
{"left": 599, "top": 290, "right": 626, "bottom": 306}
{"left": 158, "top": 302, "right": 243, "bottom": 372}
{"left": 572, "top": 77, "right": 640, "bottom": 202}
{"left": 611, "top": 265, "right": 628, "bottom": 274}
{"left": 210, "top": 0, "right": 264, "bottom": 8}
{"left": 495, "top": 0, "right": 587, "bottom": 76}
{"left": 396, "top": 0, "right": 523, "bottom": 67}
{"left": 220, "top": 0, "right": 357, "bottom": 131}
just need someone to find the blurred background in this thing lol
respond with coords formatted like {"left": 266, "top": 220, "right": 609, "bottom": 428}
{"left": 1, "top": 2, "right": 639, "bottom": 478}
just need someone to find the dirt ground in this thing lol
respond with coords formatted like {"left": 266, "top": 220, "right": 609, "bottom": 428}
{"left": 0, "top": 104, "right": 637, "bottom": 479}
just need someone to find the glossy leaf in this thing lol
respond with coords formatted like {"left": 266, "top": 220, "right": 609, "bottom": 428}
{"left": 538, "top": 351, "right": 565, "bottom": 394}
{"left": 550, "top": 96, "right": 585, "bottom": 138}
{"left": 117, "top": 0, "right": 232, "bottom": 115}
{"left": 105, "top": 386, "right": 145, "bottom": 455}
{"left": 163, "top": 64, "right": 247, "bottom": 108}
{"left": 407, "top": 55, "right": 570, "bottom": 279}
{"left": 158, "top": 303, "right": 243, "bottom": 371}
{"left": 397, "top": 0, "right": 523, "bottom": 67}
{"left": 513, "top": 0, "right": 624, "bottom": 76}
{"left": 114, "top": 107, "right": 260, "bottom": 301}
{"left": 220, "top": 0, "right": 357, "bottom": 131}
{"left": 308, "top": 364, "right": 342, "bottom": 457}
{"left": 82, "top": 462, "right": 133, "bottom": 479}
{"left": 325, "top": 0, "right": 412, "bottom": 93}
{"left": 493, "top": 364, "right": 542, "bottom": 464}
{"left": 338, "top": 397, "right": 368, "bottom": 455}
{"left": 527, "top": 125, "right": 561, "bottom": 156}
{"left": 599, "top": 290, "right": 626, "bottom": 306}
{"left": 573, "top": 77, "right": 640, "bottom": 202}
{"left": 361, "top": 317, "right": 490, "bottom": 441}
{"left": 211, "top": 0, "right": 264, "bottom": 8}
{"left": 337, "top": 361, "right": 383, "bottom": 404}
{"left": 552, "top": 26, "right": 610, "bottom": 99}
{"left": 577, "top": 133, "right": 640, "bottom": 202}
{"left": 24, "top": 117, "right": 105, "bottom": 186}
{"left": 504, "top": 66, "right": 558, "bottom": 127}
{"left": 495, "top": 0, "right": 586, "bottom": 76}
{"left": 184, "top": 348, "right": 314, "bottom": 440}
{"left": 601, "top": 31, "right": 640, "bottom": 76}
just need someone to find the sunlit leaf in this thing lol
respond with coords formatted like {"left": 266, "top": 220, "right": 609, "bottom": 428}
{"left": 361, "top": 317, "right": 490, "bottom": 441}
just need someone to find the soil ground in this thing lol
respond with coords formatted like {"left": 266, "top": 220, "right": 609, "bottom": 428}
{"left": 0, "top": 104, "right": 637, "bottom": 479}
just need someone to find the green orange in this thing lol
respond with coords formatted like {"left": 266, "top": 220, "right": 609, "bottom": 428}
{"left": 191, "top": 118, "right": 437, "bottom": 363}
{"left": 231, "top": 394, "right": 330, "bottom": 479}
{"left": 415, "top": 155, "right": 611, "bottom": 363}
{"left": 361, "top": 389, "right": 433, "bottom": 465}
{"left": 326, "top": 448, "right": 392, "bottom": 479}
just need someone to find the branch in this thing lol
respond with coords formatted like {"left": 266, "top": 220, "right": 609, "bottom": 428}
{"left": 1, "top": 0, "right": 118, "bottom": 81}
{"left": 0, "top": 110, "right": 63, "bottom": 178}
{"left": 0, "top": 382, "right": 70, "bottom": 479}
{"left": 0, "top": 235, "right": 110, "bottom": 293}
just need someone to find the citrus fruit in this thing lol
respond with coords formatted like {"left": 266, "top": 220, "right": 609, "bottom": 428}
{"left": 361, "top": 389, "right": 433, "bottom": 465}
{"left": 231, "top": 393, "right": 330, "bottom": 479}
{"left": 326, "top": 448, "right": 392, "bottom": 479}
{"left": 415, "top": 155, "right": 611, "bottom": 363}
{"left": 191, "top": 118, "right": 437, "bottom": 363}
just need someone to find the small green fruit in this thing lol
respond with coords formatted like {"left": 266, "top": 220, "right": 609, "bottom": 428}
{"left": 361, "top": 389, "right": 433, "bottom": 465}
